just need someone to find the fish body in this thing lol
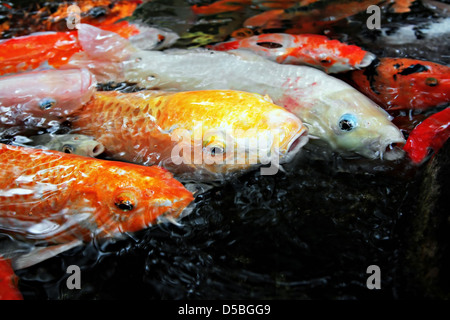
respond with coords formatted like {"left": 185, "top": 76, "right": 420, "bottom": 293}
{"left": 208, "top": 33, "right": 375, "bottom": 73}
{"left": 0, "top": 257, "right": 22, "bottom": 300}
{"left": 0, "top": 143, "right": 194, "bottom": 244}
{"left": 403, "top": 108, "right": 450, "bottom": 164}
{"left": 119, "top": 48, "right": 405, "bottom": 160}
{"left": 69, "top": 90, "right": 308, "bottom": 180}
{"left": 0, "top": 22, "right": 178, "bottom": 76}
{"left": 0, "top": 68, "right": 96, "bottom": 128}
{"left": 25, "top": 134, "right": 105, "bottom": 158}
{"left": 351, "top": 57, "right": 450, "bottom": 110}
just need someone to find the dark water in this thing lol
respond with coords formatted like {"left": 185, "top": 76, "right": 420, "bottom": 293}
{"left": 2, "top": 0, "right": 450, "bottom": 299}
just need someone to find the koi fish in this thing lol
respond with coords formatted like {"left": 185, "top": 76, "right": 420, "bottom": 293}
{"left": 0, "top": 0, "right": 142, "bottom": 38}
{"left": 0, "top": 143, "right": 194, "bottom": 247}
{"left": 0, "top": 68, "right": 96, "bottom": 128}
{"left": 403, "top": 108, "right": 450, "bottom": 164}
{"left": 191, "top": 0, "right": 251, "bottom": 15}
{"left": 208, "top": 33, "right": 376, "bottom": 73}
{"left": 0, "top": 21, "right": 178, "bottom": 76}
{"left": 243, "top": 0, "right": 384, "bottom": 34}
{"left": 0, "top": 257, "right": 22, "bottom": 300}
{"left": 68, "top": 90, "right": 308, "bottom": 180}
{"left": 23, "top": 134, "right": 105, "bottom": 158}
{"left": 350, "top": 58, "right": 450, "bottom": 110}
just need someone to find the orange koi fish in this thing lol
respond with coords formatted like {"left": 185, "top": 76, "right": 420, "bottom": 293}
{"left": 0, "top": 0, "right": 142, "bottom": 38}
{"left": 350, "top": 58, "right": 450, "bottom": 110}
{"left": 244, "top": 0, "right": 384, "bottom": 34}
{"left": 403, "top": 108, "right": 450, "bottom": 164}
{"left": 0, "top": 143, "right": 194, "bottom": 246}
{"left": 208, "top": 33, "right": 375, "bottom": 73}
{"left": 0, "top": 257, "right": 22, "bottom": 300}
{"left": 68, "top": 90, "right": 308, "bottom": 180}
{"left": 0, "top": 21, "right": 178, "bottom": 76}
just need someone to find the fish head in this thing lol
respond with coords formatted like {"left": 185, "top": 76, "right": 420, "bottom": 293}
{"left": 93, "top": 164, "right": 194, "bottom": 236}
{"left": 0, "top": 68, "right": 96, "bottom": 125}
{"left": 167, "top": 90, "right": 308, "bottom": 178}
{"left": 309, "top": 89, "right": 406, "bottom": 160}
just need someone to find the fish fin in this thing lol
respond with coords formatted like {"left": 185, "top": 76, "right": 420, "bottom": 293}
{"left": 10, "top": 240, "right": 83, "bottom": 270}
{"left": 77, "top": 24, "right": 136, "bottom": 61}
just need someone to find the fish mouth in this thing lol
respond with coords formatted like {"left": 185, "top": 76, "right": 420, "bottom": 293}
{"left": 87, "top": 142, "right": 105, "bottom": 158}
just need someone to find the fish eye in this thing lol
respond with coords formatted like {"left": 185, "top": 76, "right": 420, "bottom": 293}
{"left": 425, "top": 77, "right": 438, "bottom": 87}
{"left": 114, "top": 192, "right": 137, "bottom": 212}
{"left": 338, "top": 114, "right": 358, "bottom": 132}
{"left": 39, "top": 98, "right": 56, "bottom": 110}
{"left": 62, "top": 145, "right": 74, "bottom": 154}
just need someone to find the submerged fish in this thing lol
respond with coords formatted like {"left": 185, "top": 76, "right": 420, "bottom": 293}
{"left": 350, "top": 57, "right": 450, "bottom": 110}
{"left": 0, "top": 0, "right": 142, "bottom": 38}
{"left": 243, "top": 0, "right": 384, "bottom": 34}
{"left": 0, "top": 68, "right": 96, "bottom": 128}
{"left": 0, "top": 21, "right": 178, "bottom": 76}
{"left": 24, "top": 134, "right": 105, "bottom": 158}
{"left": 0, "top": 257, "right": 22, "bottom": 300}
{"left": 403, "top": 108, "right": 450, "bottom": 164}
{"left": 68, "top": 90, "right": 308, "bottom": 180}
{"left": 208, "top": 33, "right": 376, "bottom": 73}
{"left": 0, "top": 143, "right": 193, "bottom": 247}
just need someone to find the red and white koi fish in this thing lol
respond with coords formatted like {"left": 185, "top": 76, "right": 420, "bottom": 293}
{"left": 208, "top": 33, "right": 376, "bottom": 73}
{"left": 350, "top": 57, "right": 450, "bottom": 111}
